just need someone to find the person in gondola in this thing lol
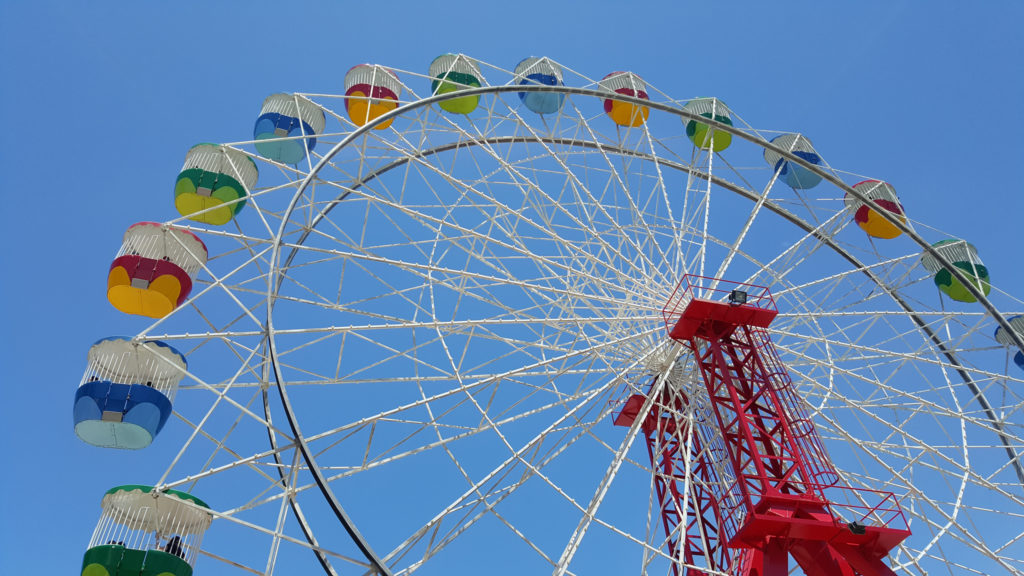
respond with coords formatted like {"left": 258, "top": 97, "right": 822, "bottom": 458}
{"left": 164, "top": 535, "right": 185, "bottom": 558}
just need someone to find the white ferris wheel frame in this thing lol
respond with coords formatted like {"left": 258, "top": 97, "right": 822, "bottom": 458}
{"left": 101, "top": 78, "right": 1024, "bottom": 576}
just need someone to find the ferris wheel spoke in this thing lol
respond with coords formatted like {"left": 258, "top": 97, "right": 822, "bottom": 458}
{"left": 161, "top": 442, "right": 297, "bottom": 492}
{"left": 695, "top": 149, "right": 715, "bottom": 280}
{"left": 264, "top": 447, "right": 302, "bottom": 576}
{"left": 275, "top": 244, "right": 646, "bottom": 323}
{"left": 233, "top": 185, "right": 288, "bottom": 244}
{"left": 178, "top": 372, "right": 295, "bottom": 459}
{"left": 775, "top": 327, "right": 1016, "bottom": 401}
{"left": 183, "top": 243, "right": 279, "bottom": 331}
{"left": 282, "top": 198, "right": 618, "bottom": 305}
{"left": 521, "top": 141, "right": 675, "bottom": 284}
{"left": 205, "top": 500, "right": 375, "bottom": 572}
{"left": 552, "top": 370, "right": 679, "bottom": 576}
{"left": 272, "top": 319, "right": 638, "bottom": 383}
{"left": 376, "top": 332, "right": 668, "bottom": 569}
{"left": 183, "top": 385, "right": 278, "bottom": 494}
{"left": 795, "top": 393, "right": 982, "bottom": 483}
{"left": 565, "top": 110, "right": 677, "bottom": 281}
{"left": 806, "top": 383, "right": 1003, "bottom": 499}
{"left": 305, "top": 334, "right": 659, "bottom": 478}
{"left": 769, "top": 252, "right": 922, "bottom": 303}
{"left": 396, "top": 402, "right": 679, "bottom": 575}
{"left": 306, "top": 367, "right": 601, "bottom": 466}
{"left": 292, "top": 327, "right": 649, "bottom": 442}
{"left": 751, "top": 228, "right": 853, "bottom": 296}
{"left": 394, "top": 150, "right": 665, "bottom": 295}
{"left": 404, "top": 463, "right": 678, "bottom": 576}
{"left": 784, "top": 358, "right": 979, "bottom": 438}
{"left": 187, "top": 298, "right": 268, "bottom": 344}
{"left": 162, "top": 410, "right": 292, "bottom": 501}
{"left": 383, "top": 378, "right": 616, "bottom": 571}
{"left": 709, "top": 155, "right": 786, "bottom": 286}
{"left": 784, "top": 317, "right": 937, "bottom": 371}
{"left": 909, "top": 505, "right": 1019, "bottom": 574}
{"left": 156, "top": 345, "right": 293, "bottom": 489}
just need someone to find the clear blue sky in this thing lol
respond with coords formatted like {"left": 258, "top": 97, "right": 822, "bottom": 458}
{"left": 2, "top": 1, "right": 1023, "bottom": 574}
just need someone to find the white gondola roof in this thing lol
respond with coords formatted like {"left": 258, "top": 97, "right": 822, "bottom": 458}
{"left": 682, "top": 97, "right": 731, "bottom": 118}
{"left": 598, "top": 71, "right": 646, "bottom": 94}
{"left": 259, "top": 93, "right": 327, "bottom": 134}
{"left": 429, "top": 54, "right": 482, "bottom": 81}
{"left": 344, "top": 64, "right": 401, "bottom": 93}
{"left": 101, "top": 485, "right": 211, "bottom": 534}
{"left": 123, "top": 222, "right": 209, "bottom": 269}
{"left": 844, "top": 180, "right": 901, "bottom": 211}
{"left": 514, "top": 57, "right": 563, "bottom": 84}
{"left": 182, "top": 144, "right": 258, "bottom": 190}
{"left": 764, "top": 133, "right": 818, "bottom": 167}
{"left": 88, "top": 337, "right": 187, "bottom": 385}
{"left": 921, "top": 238, "right": 983, "bottom": 273}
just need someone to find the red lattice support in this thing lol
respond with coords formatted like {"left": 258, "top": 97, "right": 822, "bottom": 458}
{"left": 615, "top": 387, "right": 753, "bottom": 576}
{"left": 617, "top": 275, "right": 910, "bottom": 576}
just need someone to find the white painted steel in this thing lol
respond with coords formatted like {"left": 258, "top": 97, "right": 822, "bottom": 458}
{"left": 88, "top": 58, "right": 1024, "bottom": 576}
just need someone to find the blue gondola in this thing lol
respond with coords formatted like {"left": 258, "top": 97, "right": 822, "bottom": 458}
{"left": 73, "top": 337, "right": 186, "bottom": 449}
{"left": 515, "top": 57, "right": 565, "bottom": 115}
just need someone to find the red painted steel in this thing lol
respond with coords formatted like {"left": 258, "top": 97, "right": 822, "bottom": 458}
{"left": 615, "top": 275, "right": 910, "bottom": 575}
{"left": 616, "top": 388, "right": 752, "bottom": 576}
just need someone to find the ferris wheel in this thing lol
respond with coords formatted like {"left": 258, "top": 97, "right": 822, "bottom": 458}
{"left": 73, "top": 55, "right": 1024, "bottom": 576}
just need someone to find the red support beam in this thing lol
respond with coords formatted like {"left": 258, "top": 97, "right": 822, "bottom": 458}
{"left": 616, "top": 276, "right": 910, "bottom": 575}
{"left": 616, "top": 389, "right": 749, "bottom": 575}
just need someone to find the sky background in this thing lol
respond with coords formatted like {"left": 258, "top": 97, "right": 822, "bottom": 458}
{"left": 2, "top": 1, "right": 1023, "bottom": 573}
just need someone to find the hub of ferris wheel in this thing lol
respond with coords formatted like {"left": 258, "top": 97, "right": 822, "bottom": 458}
{"left": 615, "top": 275, "right": 912, "bottom": 576}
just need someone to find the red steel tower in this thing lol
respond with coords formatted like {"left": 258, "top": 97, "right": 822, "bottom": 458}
{"left": 615, "top": 276, "right": 910, "bottom": 575}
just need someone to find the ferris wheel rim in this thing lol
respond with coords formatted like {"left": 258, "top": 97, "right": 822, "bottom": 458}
{"left": 123, "top": 75, "right": 1024, "bottom": 575}
{"left": 259, "top": 81, "right": 1024, "bottom": 573}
